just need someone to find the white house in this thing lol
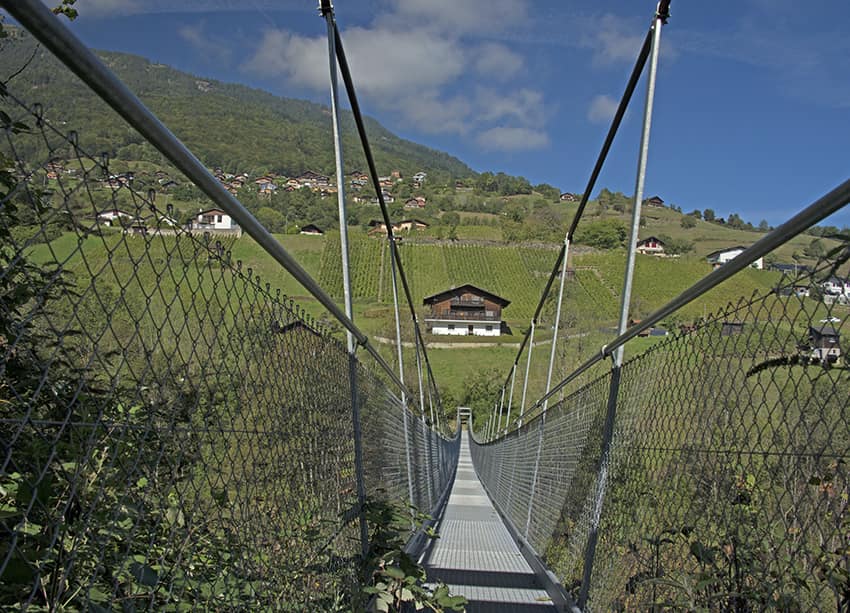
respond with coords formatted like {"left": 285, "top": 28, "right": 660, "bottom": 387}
{"left": 706, "top": 246, "right": 763, "bottom": 270}
{"left": 822, "top": 277, "right": 850, "bottom": 296}
{"left": 96, "top": 209, "right": 134, "bottom": 225}
{"left": 636, "top": 236, "right": 666, "bottom": 255}
{"left": 195, "top": 208, "right": 236, "bottom": 231}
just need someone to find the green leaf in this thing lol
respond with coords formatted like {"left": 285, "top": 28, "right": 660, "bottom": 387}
{"left": 130, "top": 561, "right": 159, "bottom": 587}
{"left": 383, "top": 566, "right": 405, "bottom": 580}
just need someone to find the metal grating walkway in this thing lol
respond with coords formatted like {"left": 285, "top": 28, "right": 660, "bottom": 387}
{"left": 422, "top": 430, "right": 558, "bottom": 612}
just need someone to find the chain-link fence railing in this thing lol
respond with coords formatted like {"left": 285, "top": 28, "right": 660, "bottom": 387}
{"left": 472, "top": 245, "right": 850, "bottom": 610}
{"left": 0, "top": 82, "right": 457, "bottom": 610}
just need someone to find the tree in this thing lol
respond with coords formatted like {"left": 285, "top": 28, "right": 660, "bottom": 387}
{"left": 727, "top": 213, "right": 746, "bottom": 230}
{"left": 574, "top": 219, "right": 628, "bottom": 250}
{"left": 680, "top": 215, "right": 697, "bottom": 229}
{"left": 533, "top": 183, "right": 560, "bottom": 202}
{"left": 689, "top": 209, "right": 702, "bottom": 219}
{"left": 758, "top": 219, "right": 770, "bottom": 232}
{"left": 441, "top": 211, "right": 460, "bottom": 227}
{"left": 804, "top": 238, "right": 826, "bottom": 259}
{"left": 255, "top": 207, "right": 284, "bottom": 232}
{"left": 658, "top": 235, "right": 694, "bottom": 255}
{"left": 703, "top": 208, "right": 716, "bottom": 222}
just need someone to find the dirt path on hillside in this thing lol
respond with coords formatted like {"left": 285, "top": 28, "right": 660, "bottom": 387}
{"left": 371, "top": 333, "right": 589, "bottom": 349}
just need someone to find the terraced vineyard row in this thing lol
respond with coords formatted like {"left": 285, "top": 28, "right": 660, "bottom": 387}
{"left": 317, "top": 233, "right": 384, "bottom": 300}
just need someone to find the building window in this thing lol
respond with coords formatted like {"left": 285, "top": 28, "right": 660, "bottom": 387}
{"left": 217, "top": 215, "right": 223, "bottom": 223}
{"left": 468, "top": 325, "right": 474, "bottom": 334}
{"left": 448, "top": 324, "right": 454, "bottom": 330}
{"left": 486, "top": 325, "right": 493, "bottom": 331}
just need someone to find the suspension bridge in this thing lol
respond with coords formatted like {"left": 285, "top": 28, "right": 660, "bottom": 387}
{"left": 1, "top": 0, "right": 849, "bottom": 611}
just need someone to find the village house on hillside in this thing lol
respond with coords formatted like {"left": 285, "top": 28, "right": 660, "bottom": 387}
{"left": 96, "top": 208, "right": 134, "bottom": 225}
{"left": 299, "top": 224, "right": 323, "bottom": 236}
{"left": 706, "top": 246, "right": 763, "bottom": 270}
{"left": 368, "top": 219, "right": 429, "bottom": 236}
{"left": 295, "top": 171, "right": 330, "bottom": 189}
{"left": 404, "top": 196, "right": 427, "bottom": 209}
{"left": 809, "top": 325, "right": 841, "bottom": 364}
{"left": 560, "top": 192, "right": 579, "bottom": 202}
{"left": 822, "top": 277, "right": 850, "bottom": 297}
{"left": 636, "top": 236, "right": 666, "bottom": 255}
{"left": 423, "top": 284, "right": 510, "bottom": 337}
{"left": 644, "top": 195, "right": 665, "bottom": 207}
{"left": 192, "top": 208, "right": 241, "bottom": 235}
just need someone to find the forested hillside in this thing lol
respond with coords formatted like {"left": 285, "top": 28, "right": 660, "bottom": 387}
{"left": 1, "top": 27, "right": 473, "bottom": 180}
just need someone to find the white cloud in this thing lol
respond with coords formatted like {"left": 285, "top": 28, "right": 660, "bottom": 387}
{"left": 475, "top": 87, "right": 545, "bottom": 126}
{"left": 240, "top": 0, "right": 548, "bottom": 151}
{"left": 476, "top": 127, "right": 549, "bottom": 151}
{"left": 587, "top": 94, "right": 618, "bottom": 124}
{"left": 178, "top": 21, "right": 231, "bottom": 64}
{"left": 474, "top": 43, "right": 523, "bottom": 80}
{"left": 383, "top": 0, "right": 527, "bottom": 35}
{"left": 70, "top": 0, "right": 139, "bottom": 16}
{"left": 586, "top": 14, "right": 645, "bottom": 65}
{"left": 243, "top": 27, "right": 464, "bottom": 98}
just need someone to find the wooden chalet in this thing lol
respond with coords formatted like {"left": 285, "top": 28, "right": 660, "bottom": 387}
{"left": 423, "top": 284, "right": 510, "bottom": 337}
{"left": 636, "top": 236, "right": 666, "bottom": 255}
{"left": 809, "top": 325, "right": 841, "bottom": 364}
{"left": 299, "top": 224, "right": 324, "bottom": 236}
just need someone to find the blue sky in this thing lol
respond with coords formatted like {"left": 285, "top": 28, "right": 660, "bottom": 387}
{"left": 9, "top": 0, "right": 850, "bottom": 226}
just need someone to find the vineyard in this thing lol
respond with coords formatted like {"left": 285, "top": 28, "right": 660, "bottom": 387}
{"left": 315, "top": 236, "right": 802, "bottom": 328}
{"left": 317, "top": 233, "right": 385, "bottom": 300}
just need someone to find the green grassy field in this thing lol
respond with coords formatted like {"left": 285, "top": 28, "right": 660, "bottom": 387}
{"left": 29, "top": 226, "right": 841, "bottom": 413}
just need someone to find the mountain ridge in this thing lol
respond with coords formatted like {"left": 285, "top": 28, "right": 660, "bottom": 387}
{"left": 1, "top": 27, "right": 474, "bottom": 180}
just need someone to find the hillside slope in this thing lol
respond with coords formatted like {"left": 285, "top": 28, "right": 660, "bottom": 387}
{"left": 1, "top": 28, "right": 473, "bottom": 180}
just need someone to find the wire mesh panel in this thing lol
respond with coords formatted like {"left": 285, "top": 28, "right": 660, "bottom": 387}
{"left": 584, "top": 257, "right": 850, "bottom": 611}
{"left": 470, "top": 368, "right": 610, "bottom": 583}
{"left": 475, "top": 248, "right": 850, "bottom": 610}
{"left": 0, "top": 86, "right": 456, "bottom": 610}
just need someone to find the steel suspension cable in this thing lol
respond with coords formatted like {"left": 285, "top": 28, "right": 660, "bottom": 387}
{"left": 495, "top": 14, "right": 659, "bottom": 418}
{"left": 331, "top": 22, "right": 444, "bottom": 414}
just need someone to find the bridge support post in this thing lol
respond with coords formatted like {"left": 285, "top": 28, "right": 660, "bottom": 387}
{"left": 322, "top": 0, "right": 368, "bottom": 559}
{"left": 544, "top": 238, "right": 571, "bottom": 412}
{"left": 505, "top": 363, "right": 517, "bottom": 435}
{"left": 518, "top": 319, "right": 536, "bottom": 428}
{"left": 496, "top": 385, "right": 507, "bottom": 435}
{"left": 389, "top": 238, "right": 416, "bottom": 514}
{"left": 413, "top": 332, "right": 434, "bottom": 509}
{"left": 578, "top": 4, "right": 667, "bottom": 607}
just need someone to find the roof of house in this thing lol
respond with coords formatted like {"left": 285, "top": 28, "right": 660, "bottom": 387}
{"left": 300, "top": 224, "right": 323, "bottom": 233}
{"left": 297, "top": 170, "right": 328, "bottom": 180}
{"left": 706, "top": 245, "right": 749, "bottom": 259}
{"left": 770, "top": 263, "right": 811, "bottom": 272}
{"left": 197, "top": 208, "right": 229, "bottom": 217}
{"left": 422, "top": 284, "right": 510, "bottom": 307}
{"left": 398, "top": 219, "right": 428, "bottom": 226}
{"left": 810, "top": 325, "right": 840, "bottom": 337}
{"left": 637, "top": 236, "right": 665, "bottom": 245}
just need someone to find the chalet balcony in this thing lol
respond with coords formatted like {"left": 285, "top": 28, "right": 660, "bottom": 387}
{"left": 450, "top": 297, "right": 485, "bottom": 307}
{"left": 426, "top": 310, "right": 499, "bottom": 322}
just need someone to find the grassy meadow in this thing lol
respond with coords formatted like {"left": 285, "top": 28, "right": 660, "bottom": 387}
{"left": 29, "top": 222, "right": 840, "bottom": 414}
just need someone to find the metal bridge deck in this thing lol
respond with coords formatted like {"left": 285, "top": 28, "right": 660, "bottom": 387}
{"left": 422, "top": 431, "right": 557, "bottom": 612}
